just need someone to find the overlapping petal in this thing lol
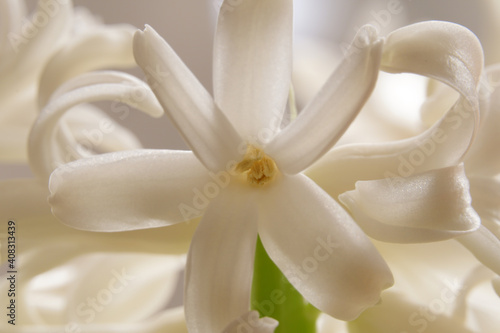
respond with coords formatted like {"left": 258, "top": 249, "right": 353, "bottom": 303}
{"left": 307, "top": 21, "right": 483, "bottom": 198}
{"left": 38, "top": 15, "right": 136, "bottom": 106}
{"left": 469, "top": 176, "right": 500, "bottom": 238}
{"left": 0, "top": 0, "right": 26, "bottom": 61}
{"left": 213, "top": 0, "right": 292, "bottom": 140}
{"left": 267, "top": 25, "right": 383, "bottom": 174}
{"left": 222, "top": 311, "right": 278, "bottom": 333}
{"left": 339, "top": 165, "right": 480, "bottom": 243}
{"left": 466, "top": 64, "right": 500, "bottom": 176}
{"left": 185, "top": 184, "right": 258, "bottom": 333}
{"left": 48, "top": 150, "right": 211, "bottom": 231}
{"left": 63, "top": 104, "right": 142, "bottom": 154}
{"left": 0, "top": 178, "right": 198, "bottom": 255}
{"left": 0, "top": 251, "right": 186, "bottom": 331}
{"left": 133, "top": 25, "right": 243, "bottom": 172}
{"left": 348, "top": 291, "right": 474, "bottom": 333}
{"left": 8, "top": 0, "right": 73, "bottom": 78}
{"left": 457, "top": 226, "right": 500, "bottom": 276}
{"left": 257, "top": 174, "right": 393, "bottom": 320}
{"left": 28, "top": 71, "right": 162, "bottom": 180}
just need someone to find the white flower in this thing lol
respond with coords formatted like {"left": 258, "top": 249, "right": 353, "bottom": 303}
{"left": 48, "top": 0, "right": 396, "bottom": 330}
{"left": 0, "top": 251, "right": 188, "bottom": 332}
{"left": 0, "top": 0, "right": 140, "bottom": 163}
{"left": 306, "top": 21, "right": 484, "bottom": 243}
{"left": 416, "top": 65, "right": 500, "bottom": 282}
{"left": 0, "top": 2, "right": 194, "bottom": 330}
{"left": 316, "top": 240, "right": 500, "bottom": 333}
{"left": 347, "top": 240, "right": 500, "bottom": 333}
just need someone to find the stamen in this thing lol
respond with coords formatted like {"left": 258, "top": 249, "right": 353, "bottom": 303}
{"left": 236, "top": 145, "right": 278, "bottom": 186}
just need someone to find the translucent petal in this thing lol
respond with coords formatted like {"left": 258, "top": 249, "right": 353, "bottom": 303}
{"left": 38, "top": 22, "right": 136, "bottom": 107}
{"left": 185, "top": 184, "right": 258, "bottom": 332}
{"left": 48, "top": 150, "right": 211, "bottom": 231}
{"left": 28, "top": 71, "right": 163, "bottom": 180}
{"left": 339, "top": 165, "right": 480, "bottom": 243}
{"left": 133, "top": 25, "right": 243, "bottom": 172}
{"left": 307, "top": 22, "right": 483, "bottom": 199}
{"left": 213, "top": 0, "right": 292, "bottom": 140}
{"left": 258, "top": 174, "right": 393, "bottom": 320}
{"left": 267, "top": 25, "right": 383, "bottom": 174}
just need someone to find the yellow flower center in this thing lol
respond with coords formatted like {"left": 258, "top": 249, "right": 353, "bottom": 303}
{"left": 236, "top": 145, "right": 278, "bottom": 186}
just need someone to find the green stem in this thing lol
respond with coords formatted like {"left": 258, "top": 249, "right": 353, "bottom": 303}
{"left": 251, "top": 237, "right": 320, "bottom": 333}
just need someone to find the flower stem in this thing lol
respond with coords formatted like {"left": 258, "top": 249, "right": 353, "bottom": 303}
{"left": 251, "top": 236, "right": 320, "bottom": 333}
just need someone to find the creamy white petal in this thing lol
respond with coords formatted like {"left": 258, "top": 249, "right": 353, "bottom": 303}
{"left": 0, "top": 0, "right": 26, "bottom": 61}
{"left": 382, "top": 21, "right": 483, "bottom": 99}
{"left": 185, "top": 184, "right": 258, "bottom": 332}
{"left": 29, "top": 71, "right": 163, "bottom": 180}
{"left": 48, "top": 150, "right": 212, "bottom": 231}
{"left": 469, "top": 175, "right": 500, "bottom": 239}
{"left": 65, "top": 254, "right": 183, "bottom": 325}
{"left": 307, "top": 22, "right": 483, "bottom": 199}
{"left": 38, "top": 23, "right": 136, "bottom": 107}
{"left": 494, "top": 278, "right": 500, "bottom": 297}
{"left": 466, "top": 64, "right": 500, "bottom": 176}
{"left": 457, "top": 226, "right": 500, "bottom": 276}
{"left": 0, "top": 83, "right": 36, "bottom": 162}
{"left": 420, "top": 79, "right": 460, "bottom": 128}
{"left": 316, "top": 313, "right": 348, "bottom": 333}
{"left": 63, "top": 104, "right": 142, "bottom": 153}
{"left": 267, "top": 25, "right": 383, "bottom": 174}
{"left": 339, "top": 164, "right": 480, "bottom": 243}
{"left": 222, "top": 311, "right": 278, "bottom": 333}
{"left": 348, "top": 291, "right": 474, "bottom": 333}
{"left": 258, "top": 174, "right": 393, "bottom": 320}
{"left": 1, "top": 251, "right": 184, "bottom": 327}
{"left": 0, "top": 178, "right": 198, "bottom": 255}
{"left": 213, "top": 0, "right": 292, "bottom": 140}
{"left": 380, "top": 20, "right": 482, "bottom": 162}
{"left": 133, "top": 25, "right": 243, "bottom": 172}
{"left": 11, "top": 0, "right": 73, "bottom": 77}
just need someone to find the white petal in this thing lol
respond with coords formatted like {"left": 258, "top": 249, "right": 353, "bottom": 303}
{"left": 258, "top": 174, "right": 393, "bottom": 321}
{"left": 63, "top": 104, "right": 142, "bottom": 153}
{"left": 382, "top": 21, "right": 483, "bottom": 100}
{"left": 28, "top": 71, "right": 163, "bottom": 180}
{"left": 48, "top": 150, "right": 212, "bottom": 231}
{"left": 469, "top": 175, "right": 500, "bottom": 239}
{"left": 65, "top": 254, "right": 183, "bottom": 324}
{"left": 339, "top": 164, "right": 480, "bottom": 243}
{"left": 133, "top": 25, "right": 243, "bottom": 172}
{"left": 466, "top": 64, "right": 500, "bottom": 176}
{"left": 0, "top": 178, "right": 198, "bottom": 255}
{"left": 185, "top": 184, "right": 258, "bottom": 332}
{"left": 222, "top": 311, "right": 278, "bottom": 333}
{"left": 380, "top": 20, "right": 483, "bottom": 162}
{"left": 307, "top": 22, "right": 483, "bottom": 199}
{"left": 213, "top": 0, "right": 292, "bottom": 140}
{"left": 420, "top": 79, "right": 459, "bottom": 128}
{"left": 348, "top": 291, "right": 473, "bottom": 333}
{"left": 494, "top": 278, "right": 500, "bottom": 298}
{"left": 38, "top": 23, "right": 136, "bottom": 107}
{"left": 10, "top": 0, "right": 73, "bottom": 76}
{"left": 316, "top": 313, "right": 348, "bottom": 333}
{"left": 267, "top": 25, "right": 383, "bottom": 174}
{"left": 457, "top": 226, "right": 500, "bottom": 276}
{"left": 0, "top": 0, "right": 26, "bottom": 61}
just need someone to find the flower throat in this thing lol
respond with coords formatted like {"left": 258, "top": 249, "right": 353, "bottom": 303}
{"left": 236, "top": 145, "right": 278, "bottom": 186}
